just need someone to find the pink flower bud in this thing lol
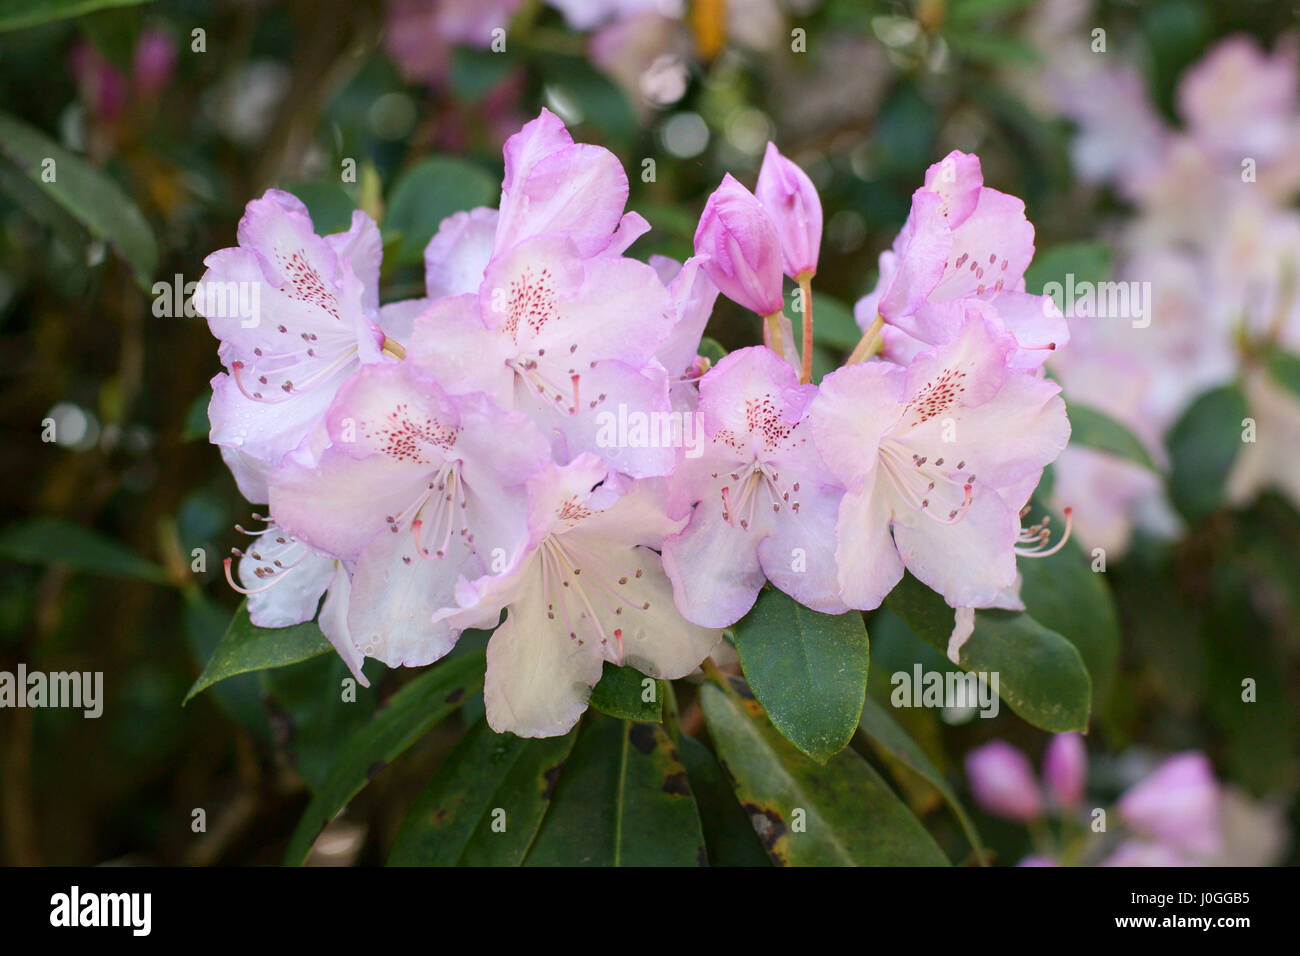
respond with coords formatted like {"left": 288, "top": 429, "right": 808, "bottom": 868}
{"left": 68, "top": 41, "right": 128, "bottom": 123}
{"left": 965, "top": 740, "right": 1044, "bottom": 822}
{"left": 1043, "top": 733, "right": 1087, "bottom": 808}
{"left": 1117, "top": 752, "right": 1221, "bottom": 857}
{"left": 693, "top": 173, "right": 785, "bottom": 317}
{"left": 133, "top": 29, "right": 178, "bottom": 102}
{"left": 755, "top": 142, "right": 822, "bottom": 279}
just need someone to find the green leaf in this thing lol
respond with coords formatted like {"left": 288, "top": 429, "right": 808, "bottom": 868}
{"left": 0, "top": 155, "right": 91, "bottom": 260}
{"left": 0, "top": 516, "right": 167, "bottom": 583}
{"left": 732, "top": 588, "right": 868, "bottom": 764}
{"left": 1166, "top": 383, "right": 1249, "bottom": 524}
{"left": 0, "top": 0, "right": 147, "bottom": 31}
{"left": 698, "top": 336, "right": 728, "bottom": 365}
{"left": 261, "top": 655, "right": 378, "bottom": 792}
{"left": 1065, "top": 401, "right": 1157, "bottom": 472}
{"left": 700, "top": 679, "right": 948, "bottom": 865}
{"left": 0, "top": 111, "right": 157, "bottom": 288}
{"left": 383, "top": 157, "right": 499, "bottom": 267}
{"left": 388, "top": 719, "right": 577, "bottom": 866}
{"left": 1264, "top": 349, "right": 1300, "bottom": 401}
{"left": 588, "top": 662, "right": 662, "bottom": 723}
{"left": 943, "top": 31, "right": 1039, "bottom": 67}
{"left": 1024, "top": 240, "right": 1112, "bottom": 298}
{"left": 1018, "top": 498, "right": 1121, "bottom": 707}
{"left": 857, "top": 694, "right": 985, "bottom": 863}
{"left": 181, "top": 389, "right": 210, "bottom": 442}
{"left": 283, "top": 651, "right": 485, "bottom": 865}
{"left": 947, "top": 0, "right": 1037, "bottom": 23}
{"left": 885, "top": 574, "right": 1091, "bottom": 732}
{"left": 281, "top": 181, "right": 355, "bottom": 235}
{"left": 183, "top": 601, "right": 333, "bottom": 704}
{"left": 181, "top": 591, "right": 270, "bottom": 741}
{"left": 524, "top": 714, "right": 705, "bottom": 866}
{"left": 678, "top": 734, "right": 770, "bottom": 866}
{"left": 79, "top": 5, "right": 140, "bottom": 69}
{"left": 450, "top": 46, "right": 517, "bottom": 101}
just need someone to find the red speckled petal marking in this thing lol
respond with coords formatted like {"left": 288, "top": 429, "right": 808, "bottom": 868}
{"left": 362, "top": 401, "right": 459, "bottom": 465}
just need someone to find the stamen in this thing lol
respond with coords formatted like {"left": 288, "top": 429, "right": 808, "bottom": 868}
{"left": 1016, "top": 507, "right": 1073, "bottom": 558}
{"left": 223, "top": 556, "right": 292, "bottom": 595}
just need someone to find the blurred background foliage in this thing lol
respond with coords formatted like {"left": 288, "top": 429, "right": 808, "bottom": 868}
{"left": 0, "top": 0, "right": 1296, "bottom": 865}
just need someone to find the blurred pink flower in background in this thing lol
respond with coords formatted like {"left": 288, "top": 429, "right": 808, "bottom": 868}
{"left": 965, "top": 740, "right": 1044, "bottom": 822}
{"left": 1043, "top": 732, "right": 1087, "bottom": 809}
{"left": 69, "top": 27, "right": 176, "bottom": 124}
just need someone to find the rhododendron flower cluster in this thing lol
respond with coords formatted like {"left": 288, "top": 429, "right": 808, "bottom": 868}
{"left": 1035, "top": 30, "right": 1300, "bottom": 553}
{"left": 201, "top": 110, "right": 1071, "bottom": 737}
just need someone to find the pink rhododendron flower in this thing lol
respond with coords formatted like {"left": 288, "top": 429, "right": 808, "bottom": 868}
{"left": 756, "top": 142, "right": 823, "bottom": 280}
{"left": 812, "top": 311, "right": 1070, "bottom": 610}
{"left": 1117, "top": 752, "right": 1223, "bottom": 858}
{"left": 855, "top": 150, "right": 1067, "bottom": 370}
{"left": 409, "top": 234, "right": 676, "bottom": 477}
{"left": 494, "top": 108, "right": 646, "bottom": 259}
{"left": 1177, "top": 34, "right": 1298, "bottom": 162}
{"left": 965, "top": 740, "right": 1044, "bottom": 822}
{"left": 661, "top": 347, "right": 846, "bottom": 627}
{"left": 199, "top": 191, "right": 394, "bottom": 484}
{"left": 435, "top": 454, "right": 722, "bottom": 737}
{"left": 268, "top": 362, "right": 549, "bottom": 673}
{"left": 694, "top": 174, "right": 787, "bottom": 318}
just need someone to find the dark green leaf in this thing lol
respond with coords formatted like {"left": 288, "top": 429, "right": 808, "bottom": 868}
{"left": 1019, "top": 498, "right": 1121, "bottom": 708}
{"left": 588, "top": 662, "right": 662, "bottom": 722}
{"left": 181, "top": 389, "right": 210, "bottom": 442}
{"left": 1264, "top": 349, "right": 1300, "bottom": 401}
{"left": 0, "top": 111, "right": 157, "bottom": 288}
{"left": 857, "top": 694, "right": 985, "bottom": 863}
{"left": 1024, "top": 241, "right": 1112, "bottom": 298}
{"left": 885, "top": 574, "right": 1091, "bottom": 732}
{"left": 79, "top": 5, "right": 140, "bottom": 69}
{"left": 698, "top": 336, "right": 728, "bottom": 365}
{"left": 1166, "top": 383, "right": 1249, "bottom": 523}
{"left": 389, "top": 719, "right": 577, "bottom": 866}
{"left": 1065, "top": 401, "right": 1157, "bottom": 472}
{"left": 281, "top": 181, "right": 355, "bottom": 235}
{"left": 808, "top": 292, "right": 861, "bottom": 352}
{"left": 184, "top": 600, "right": 333, "bottom": 703}
{"left": 733, "top": 588, "right": 868, "bottom": 763}
{"left": 181, "top": 591, "right": 270, "bottom": 741}
{"left": 700, "top": 679, "right": 948, "bottom": 865}
{"left": 524, "top": 714, "right": 705, "bottom": 866}
{"left": 261, "top": 655, "right": 378, "bottom": 792}
{"left": 0, "top": 0, "right": 146, "bottom": 31}
{"left": 678, "top": 734, "right": 770, "bottom": 866}
{"left": 283, "top": 651, "right": 485, "bottom": 865}
{"left": 384, "top": 157, "right": 498, "bottom": 266}
{"left": 0, "top": 516, "right": 167, "bottom": 583}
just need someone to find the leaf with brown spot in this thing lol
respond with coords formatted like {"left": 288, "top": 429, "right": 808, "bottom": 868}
{"left": 700, "top": 679, "right": 949, "bottom": 866}
{"left": 524, "top": 714, "right": 705, "bottom": 866}
{"left": 389, "top": 717, "right": 577, "bottom": 866}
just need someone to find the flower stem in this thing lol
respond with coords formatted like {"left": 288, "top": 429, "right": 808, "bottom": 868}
{"left": 798, "top": 274, "right": 814, "bottom": 384}
{"left": 846, "top": 314, "right": 884, "bottom": 365}
{"left": 763, "top": 311, "right": 786, "bottom": 359}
